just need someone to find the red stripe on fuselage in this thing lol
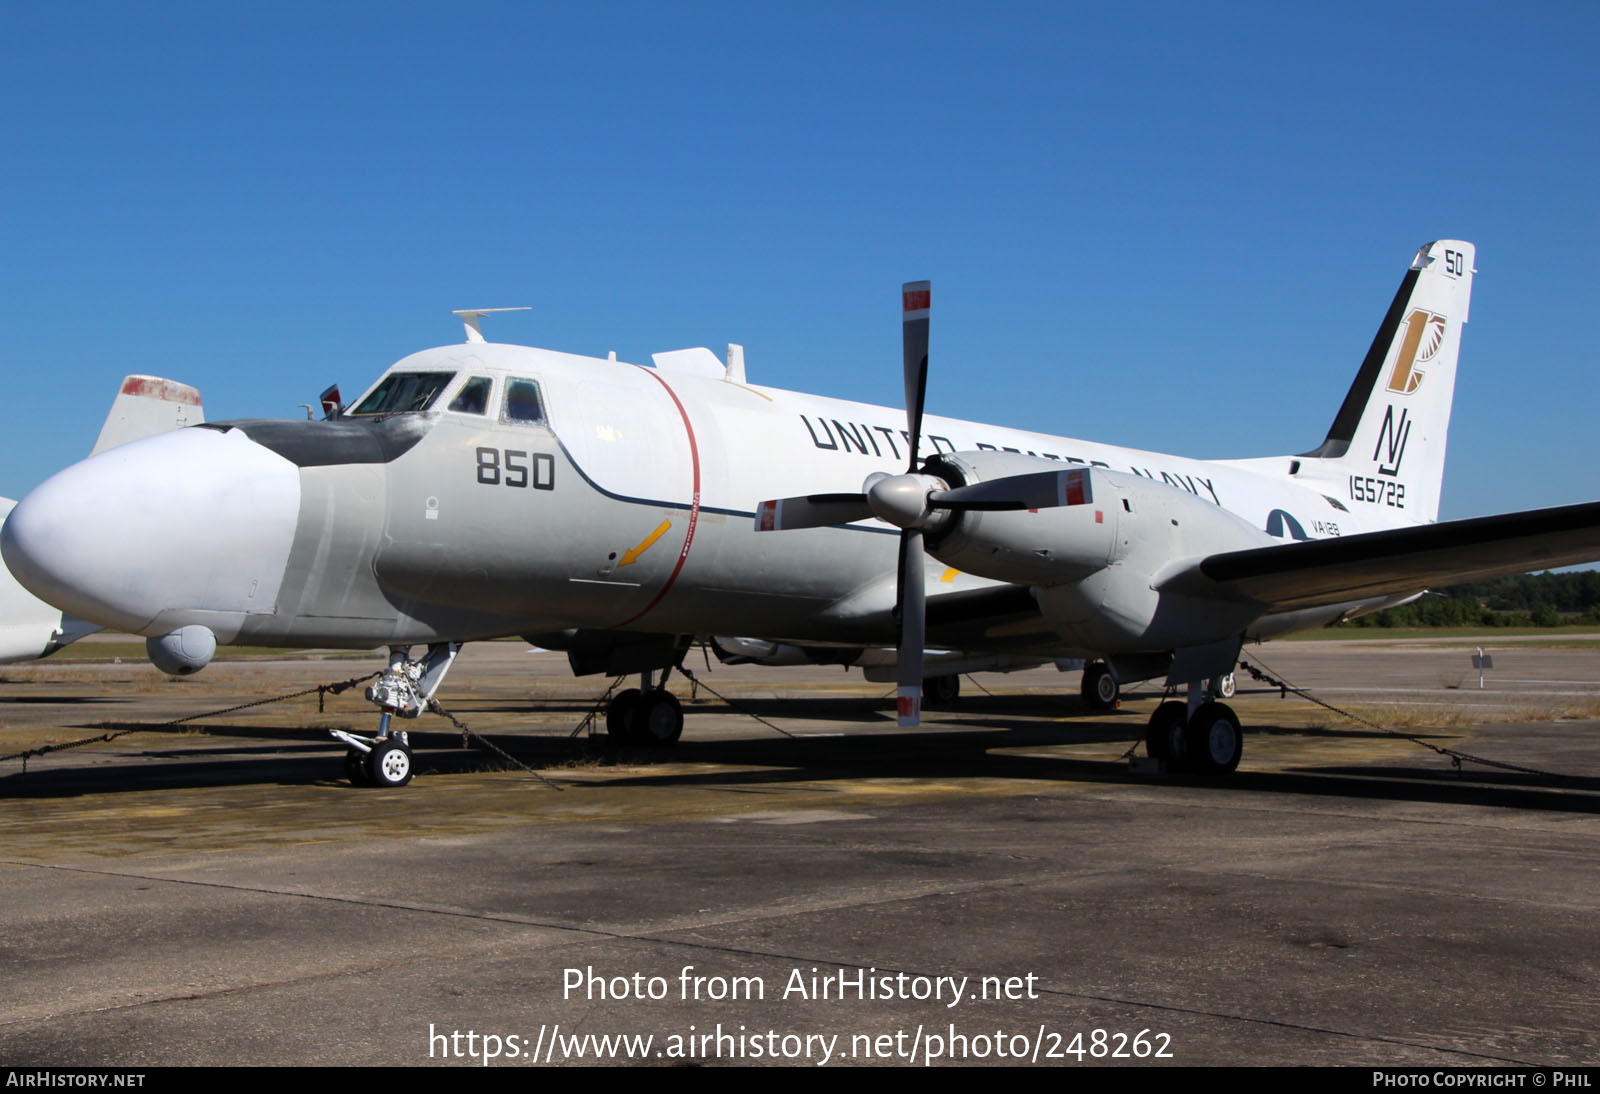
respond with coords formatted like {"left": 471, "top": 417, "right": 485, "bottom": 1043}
{"left": 614, "top": 367, "right": 702, "bottom": 628}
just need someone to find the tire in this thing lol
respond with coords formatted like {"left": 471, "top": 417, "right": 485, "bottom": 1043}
{"left": 1217, "top": 673, "right": 1237, "bottom": 699}
{"left": 1083, "top": 662, "right": 1119, "bottom": 710}
{"left": 1145, "top": 701, "right": 1190, "bottom": 770}
{"left": 1185, "top": 701, "right": 1242, "bottom": 775}
{"left": 606, "top": 688, "right": 642, "bottom": 743}
{"left": 925, "top": 675, "right": 961, "bottom": 706}
{"left": 344, "top": 750, "right": 370, "bottom": 787}
{"left": 637, "top": 690, "right": 684, "bottom": 745}
{"left": 365, "top": 740, "right": 415, "bottom": 787}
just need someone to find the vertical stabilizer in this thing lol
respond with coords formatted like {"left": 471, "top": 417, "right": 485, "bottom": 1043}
{"left": 1302, "top": 240, "right": 1475, "bottom": 524}
{"left": 91, "top": 376, "right": 204, "bottom": 455}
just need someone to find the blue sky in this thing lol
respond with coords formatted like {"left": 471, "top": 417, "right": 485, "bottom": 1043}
{"left": 2, "top": 2, "right": 1595, "bottom": 520}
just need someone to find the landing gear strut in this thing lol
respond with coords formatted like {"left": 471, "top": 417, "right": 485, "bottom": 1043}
{"left": 1143, "top": 677, "right": 1241, "bottom": 775}
{"left": 605, "top": 666, "right": 685, "bottom": 746}
{"left": 335, "top": 642, "right": 460, "bottom": 787}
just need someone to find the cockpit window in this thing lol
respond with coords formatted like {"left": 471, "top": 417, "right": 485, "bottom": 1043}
{"left": 502, "top": 378, "right": 546, "bottom": 425}
{"left": 448, "top": 376, "right": 493, "bottom": 415}
{"left": 349, "top": 371, "right": 457, "bottom": 415}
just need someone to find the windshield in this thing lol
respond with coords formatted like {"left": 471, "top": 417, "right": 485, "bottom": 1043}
{"left": 350, "top": 371, "right": 457, "bottom": 415}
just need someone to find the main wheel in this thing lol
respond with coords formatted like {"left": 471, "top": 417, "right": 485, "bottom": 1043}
{"left": 365, "top": 739, "right": 415, "bottom": 787}
{"left": 344, "top": 749, "right": 371, "bottom": 787}
{"left": 925, "top": 675, "right": 961, "bottom": 706}
{"left": 1082, "top": 662, "right": 1119, "bottom": 710}
{"left": 637, "top": 690, "right": 684, "bottom": 745}
{"left": 1145, "top": 701, "right": 1190, "bottom": 770}
{"left": 606, "top": 688, "right": 642, "bottom": 743}
{"left": 1185, "top": 701, "right": 1242, "bottom": 775}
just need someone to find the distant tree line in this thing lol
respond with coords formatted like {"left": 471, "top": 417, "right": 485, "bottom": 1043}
{"left": 1336, "top": 571, "right": 1600, "bottom": 628}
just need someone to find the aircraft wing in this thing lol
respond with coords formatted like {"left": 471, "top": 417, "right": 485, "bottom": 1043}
{"left": 1165, "top": 501, "right": 1600, "bottom": 611}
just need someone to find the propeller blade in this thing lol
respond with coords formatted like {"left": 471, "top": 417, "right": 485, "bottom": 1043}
{"left": 754, "top": 493, "right": 871, "bottom": 532}
{"left": 929, "top": 467, "right": 1093, "bottom": 513}
{"left": 893, "top": 281, "right": 932, "bottom": 724}
{"left": 895, "top": 529, "right": 925, "bottom": 726}
{"left": 902, "top": 281, "right": 930, "bottom": 473}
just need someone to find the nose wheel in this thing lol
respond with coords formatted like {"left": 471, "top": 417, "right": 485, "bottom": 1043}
{"left": 343, "top": 749, "right": 370, "bottom": 786}
{"left": 366, "top": 737, "right": 415, "bottom": 787}
{"left": 335, "top": 717, "right": 418, "bottom": 788}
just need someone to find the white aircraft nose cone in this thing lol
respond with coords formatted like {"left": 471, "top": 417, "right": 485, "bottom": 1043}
{"left": 1, "top": 427, "right": 301, "bottom": 635}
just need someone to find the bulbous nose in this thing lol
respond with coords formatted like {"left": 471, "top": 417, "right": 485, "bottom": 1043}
{"left": 1, "top": 426, "right": 302, "bottom": 636}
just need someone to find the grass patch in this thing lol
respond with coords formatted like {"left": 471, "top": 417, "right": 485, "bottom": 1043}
{"left": 1284, "top": 626, "right": 1600, "bottom": 645}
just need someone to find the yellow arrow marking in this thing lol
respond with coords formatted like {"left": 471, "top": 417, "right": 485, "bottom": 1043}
{"left": 941, "top": 568, "right": 960, "bottom": 583}
{"left": 618, "top": 520, "right": 672, "bottom": 566}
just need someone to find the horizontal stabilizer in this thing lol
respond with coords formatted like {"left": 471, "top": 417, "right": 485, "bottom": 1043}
{"left": 1168, "top": 501, "right": 1600, "bottom": 611}
{"left": 0, "top": 497, "right": 100, "bottom": 662}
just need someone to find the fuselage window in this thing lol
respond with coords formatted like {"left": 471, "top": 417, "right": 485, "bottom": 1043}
{"left": 349, "top": 371, "right": 457, "bottom": 415}
{"left": 502, "top": 378, "right": 546, "bottom": 425}
{"left": 449, "top": 376, "right": 493, "bottom": 415}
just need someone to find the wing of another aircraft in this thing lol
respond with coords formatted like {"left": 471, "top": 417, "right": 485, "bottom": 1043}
{"left": 1164, "top": 500, "right": 1600, "bottom": 611}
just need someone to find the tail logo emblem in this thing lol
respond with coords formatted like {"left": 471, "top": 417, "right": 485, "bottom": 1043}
{"left": 1386, "top": 309, "right": 1447, "bottom": 395}
{"left": 1374, "top": 405, "right": 1412, "bottom": 477}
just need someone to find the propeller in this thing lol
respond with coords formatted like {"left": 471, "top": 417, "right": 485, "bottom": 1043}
{"left": 751, "top": 283, "right": 938, "bottom": 724}
{"left": 752, "top": 281, "right": 1095, "bottom": 725}
{"left": 895, "top": 281, "right": 931, "bottom": 725}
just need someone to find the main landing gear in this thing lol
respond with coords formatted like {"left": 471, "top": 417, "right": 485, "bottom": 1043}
{"left": 925, "top": 674, "right": 961, "bottom": 706}
{"left": 605, "top": 666, "right": 685, "bottom": 745}
{"left": 1144, "top": 677, "right": 1242, "bottom": 775}
{"left": 1081, "top": 661, "right": 1120, "bottom": 710}
{"left": 336, "top": 642, "right": 460, "bottom": 787}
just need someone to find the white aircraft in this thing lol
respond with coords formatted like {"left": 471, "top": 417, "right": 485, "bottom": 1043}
{"left": 4, "top": 240, "right": 1598, "bottom": 786}
{"left": 0, "top": 376, "right": 203, "bottom": 665}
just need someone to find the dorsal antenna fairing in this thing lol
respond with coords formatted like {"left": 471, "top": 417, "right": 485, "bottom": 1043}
{"left": 451, "top": 307, "right": 531, "bottom": 343}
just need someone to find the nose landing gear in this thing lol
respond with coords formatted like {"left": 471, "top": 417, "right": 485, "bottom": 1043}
{"left": 335, "top": 642, "right": 460, "bottom": 787}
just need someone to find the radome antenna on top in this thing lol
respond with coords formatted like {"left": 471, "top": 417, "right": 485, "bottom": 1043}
{"left": 452, "top": 307, "right": 531, "bottom": 343}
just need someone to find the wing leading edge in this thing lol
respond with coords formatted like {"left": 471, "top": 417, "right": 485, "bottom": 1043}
{"left": 1168, "top": 501, "right": 1600, "bottom": 611}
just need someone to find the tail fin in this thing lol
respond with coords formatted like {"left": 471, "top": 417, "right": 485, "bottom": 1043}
{"left": 1301, "top": 240, "right": 1475, "bottom": 524}
{"left": 90, "top": 375, "right": 204, "bottom": 455}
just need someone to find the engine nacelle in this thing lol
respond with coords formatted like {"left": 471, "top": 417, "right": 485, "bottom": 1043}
{"left": 146, "top": 625, "right": 216, "bottom": 675}
{"left": 925, "top": 452, "right": 1122, "bottom": 585}
{"left": 928, "top": 453, "right": 1270, "bottom": 651}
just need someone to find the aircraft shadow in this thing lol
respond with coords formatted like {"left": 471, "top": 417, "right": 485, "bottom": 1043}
{"left": 2, "top": 705, "right": 1596, "bottom": 816}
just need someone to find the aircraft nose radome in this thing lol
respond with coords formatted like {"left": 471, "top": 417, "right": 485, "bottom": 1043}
{"left": 0, "top": 427, "right": 302, "bottom": 635}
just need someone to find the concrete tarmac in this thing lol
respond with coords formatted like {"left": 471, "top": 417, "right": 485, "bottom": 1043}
{"left": 0, "top": 636, "right": 1596, "bottom": 1067}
